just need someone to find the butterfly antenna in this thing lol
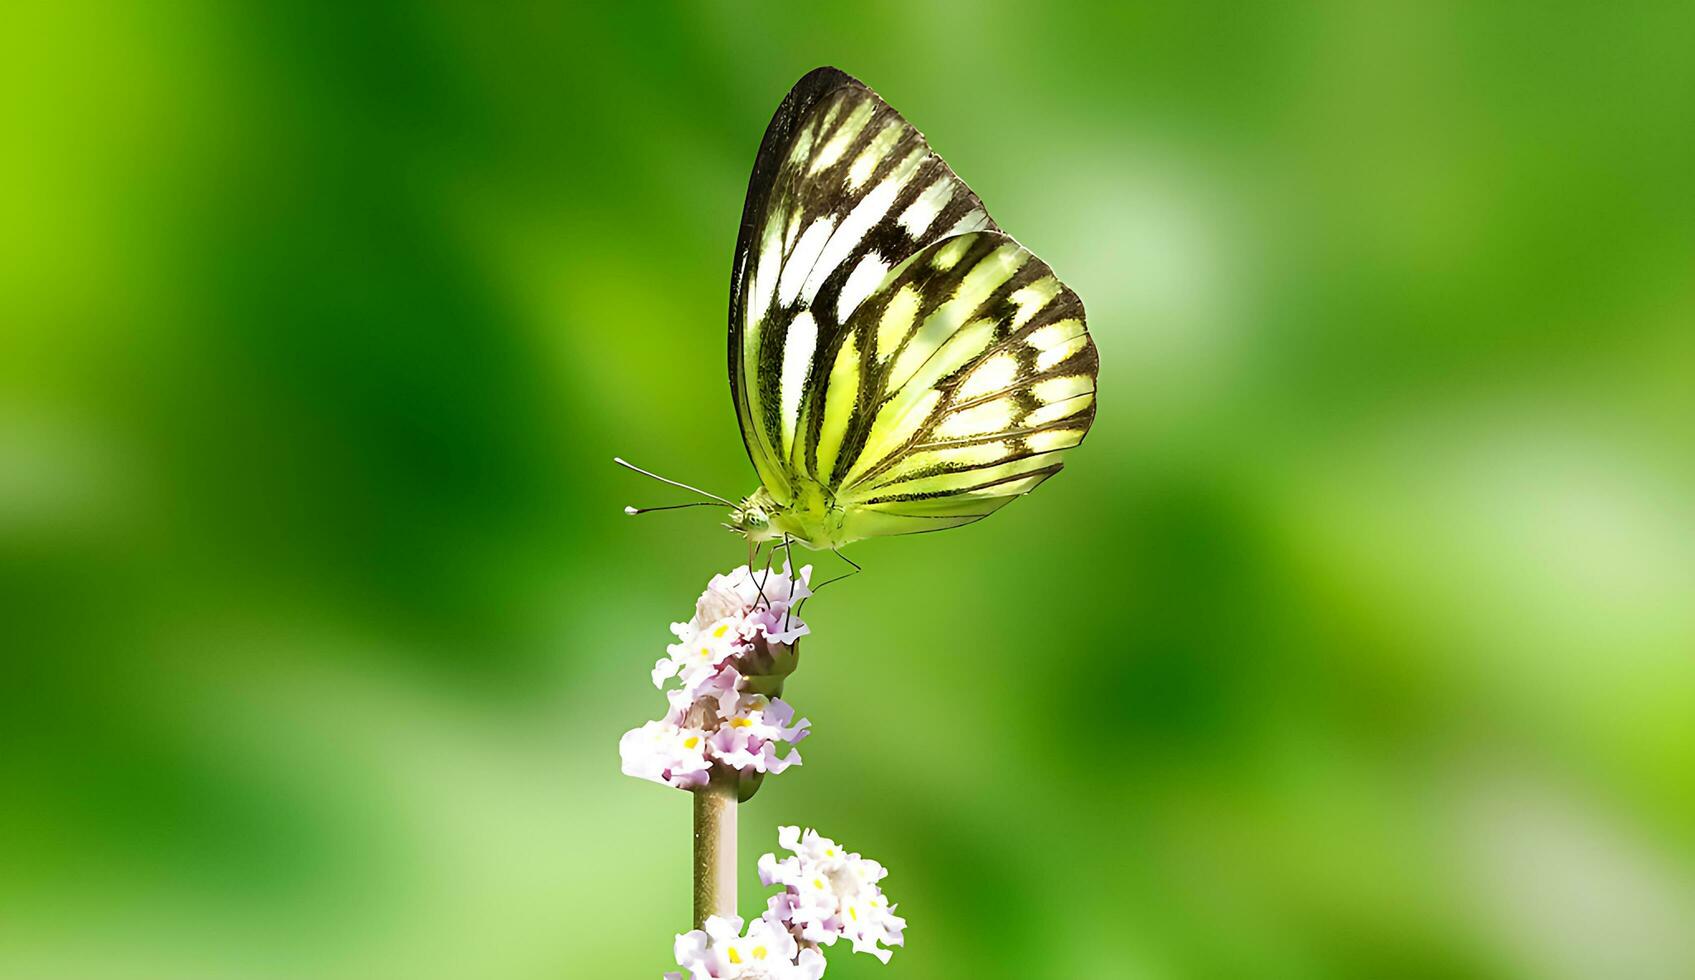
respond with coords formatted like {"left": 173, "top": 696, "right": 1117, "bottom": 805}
{"left": 623, "top": 501, "right": 723, "bottom": 516}
{"left": 612, "top": 457, "right": 736, "bottom": 506}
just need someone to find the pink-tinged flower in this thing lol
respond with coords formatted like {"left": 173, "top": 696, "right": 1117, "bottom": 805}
{"left": 618, "top": 720, "right": 711, "bottom": 790}
{"left": 654, "top": 615, "right": 750, "bottom": 695}
{"left": 707, "top": 683, "right": 811, "bottom": 743}
{"left": 651, "top": 563, "right": 811, "bottom": 703}
{"left": 707, "top": 691, "right": 810, "bottom": 776}
{"left": 759, "top": 827, "right": 906, "bottom": 964}
{"left": 659, "top": 565, "right": 812, "bottom": 687}
{"left": 626, "top": 680, "right": 808, "bottom": 790}
{"left": 626, "top": 564, "right": 815, "bottom": 797}
{"left": 666, "top": 663, "right": 744, "bottom": 725}
{"left": 663, "top": 914, "right": 826, "bottom": 980}
{"left": 701, "top": 562, "right": 813, "bottom": 627}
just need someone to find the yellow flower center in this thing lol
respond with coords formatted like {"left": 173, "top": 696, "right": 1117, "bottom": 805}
{"left": 682, "top": 736, "right": 700, "bottom": 749}
{"left": 727, "top": 948, "right": 742, "bottom": 965}
{"left": 730, "top": 717, "right": 753, "bottom": 728}
{"left": 752, "top": 946, "right": 768, "bottom": 960}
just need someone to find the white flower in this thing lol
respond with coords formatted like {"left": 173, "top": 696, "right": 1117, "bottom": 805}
{"left": 658, "top": 565, "right": 813, "bottom": 695}
{"left": 655, "top": 615, "right": 750, "bottom": 695}
{"left": 707, "top": 689, "right": 809, "bottom": 776}
{"left": 702, "top": 563, "right": 813, "bottom": 627}
{"left": 664, "top": 914, "right": 827, "bottom": 980}
{"left": 628, "top": 563, "right": 815, "bottom": 795}
{"left": 618, "top": 720, "right": 712, "bottom": 790}
{"left": 760, "top": 827, "right": 906, "bottom": 964}
{"left": 651, "top": 563, "right": 813, "bottom": 701}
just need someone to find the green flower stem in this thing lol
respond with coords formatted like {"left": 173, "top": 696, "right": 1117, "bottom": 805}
{"left": 692, "top": 766, "right": 738, "bottom": 928}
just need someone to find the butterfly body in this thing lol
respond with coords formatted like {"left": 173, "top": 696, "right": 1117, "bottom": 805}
{"left": 701, "top": 67, "right": 1099, "bottom": 556}
{"left": 730, "top": 483, "right": 842, "bottom": 551}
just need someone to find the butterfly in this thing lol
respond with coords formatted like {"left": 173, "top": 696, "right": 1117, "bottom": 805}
{"left": 622, "top": 67, "right": 1098, "bottom": 574}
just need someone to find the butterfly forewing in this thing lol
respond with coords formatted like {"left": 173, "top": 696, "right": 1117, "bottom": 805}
{"left": 729, "top": 67, "right": 1097, "bottom": 541}
{"left": 729, "top": 68, "right": 997, "bottom": 506}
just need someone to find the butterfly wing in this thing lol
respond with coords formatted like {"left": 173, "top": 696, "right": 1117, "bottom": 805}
{"left": 728, "top": 68, "right": 1097, "bottom": 542}
{"left": 728, "top": 67, "right": 998, "bottom": 507}
{"left": 820, "top": 232, "right": 1097, "bottom": 542}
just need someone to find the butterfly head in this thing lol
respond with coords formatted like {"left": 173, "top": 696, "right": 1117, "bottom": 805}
{"left": 727, "top": 487, "right": 781, "bottom": 544}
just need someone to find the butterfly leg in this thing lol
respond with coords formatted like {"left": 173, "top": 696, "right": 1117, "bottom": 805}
{"left": 796, "top": 548, "right": 860, "bottom": 614}
{"left": 781, "top": 534, "right": 797, "bottom": 632}
{"left": 754, "top": 540, "right": 779, "bottom": 610}
{"left": 818, "top": 548, "right": 861, "bottom": 591}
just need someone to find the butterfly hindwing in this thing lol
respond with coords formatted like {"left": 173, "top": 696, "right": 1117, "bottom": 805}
{"left": 822, "top": 233, "right": 1097, "bottom": 537}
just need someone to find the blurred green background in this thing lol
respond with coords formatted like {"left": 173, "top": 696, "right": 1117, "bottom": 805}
{"left": 4, "top": 2, "right": 1693, "bottom": 978}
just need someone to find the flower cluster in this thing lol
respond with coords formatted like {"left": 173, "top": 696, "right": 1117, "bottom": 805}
{"left": 666, "top": 828, "right": 903, "bottom": 979}
{"left": 761, "top": 827, "right": 906, "bottom": 964}
{"left": 665, "top": 914, "right": 825, "bottom": 980}
{"left": 621, "top": 563, "right": 813, "bottom": 792}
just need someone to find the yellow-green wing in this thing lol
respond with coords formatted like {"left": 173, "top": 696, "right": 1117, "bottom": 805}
{"left": 727, "top": 68, "right": 997, "bottom": 507}
{"left": 808, "top": 232, "right": 1099, "bottom": 542}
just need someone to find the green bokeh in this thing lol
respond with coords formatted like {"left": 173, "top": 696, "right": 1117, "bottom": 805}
{"left": 4, "top": 3, "right": 1692, "bottom": 978}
